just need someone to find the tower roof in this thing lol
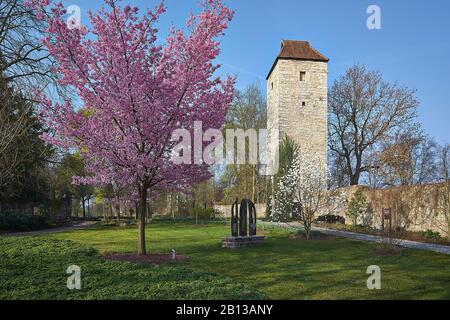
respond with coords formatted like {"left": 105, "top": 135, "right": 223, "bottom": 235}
{"left": 267, "top": 40, "right": 329, "bottom": 79}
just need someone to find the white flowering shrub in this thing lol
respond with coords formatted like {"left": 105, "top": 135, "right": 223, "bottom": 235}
{"left": 271, "top": 152, "right": 339, "bottom": 239}
{"left": 270, "top": 164, "right": 297, "bottom": 222}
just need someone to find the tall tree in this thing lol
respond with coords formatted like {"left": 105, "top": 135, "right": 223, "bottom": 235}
{"left": 33, "top": 0, "right": 234, "bottom": 255}
{"left": 0, "top": 0, "right": 55, "bottom": 90}
{"left": 219, "top": 84, "right": 267, "bottom": 204}
{"left": 0, "top": 75, "right": 30, "bottom": 190}
{"left": 378, "top": 129, "right": 437, "bottom": 186}
{"left": 0, "top": 74, "right": 51, "bottom": 200}
{"left": 328, "top": 64, "right": 418, "bottom": 186}
{"left": 56, "top": 154, "right": 94, "bottom": 218}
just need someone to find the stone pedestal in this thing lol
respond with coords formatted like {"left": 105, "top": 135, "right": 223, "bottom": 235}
{"left": 222, "top": 236, "right": 266, "bottom": 249}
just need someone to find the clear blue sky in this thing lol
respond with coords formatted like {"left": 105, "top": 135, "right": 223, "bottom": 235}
{"left": 68, "top": 0, "right": 450, "bottom": 144}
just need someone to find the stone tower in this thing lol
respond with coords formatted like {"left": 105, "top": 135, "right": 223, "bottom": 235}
{"left": 266, "top": 40, "right": 328, "bottom": 177}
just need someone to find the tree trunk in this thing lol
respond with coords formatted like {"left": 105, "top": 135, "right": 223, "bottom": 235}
{"left": 252, "top": 165, "right": 256, "bottom": 203}
{"left": 170, "top": 193, "right": 174, "bottom": 220}
{"left": 138, "top": 185, "right": 148, "bottom": 256}
{"left": 271, "top": 176, "right": 275, "bottom": 208}
{"left": 109, "top": 203, "right": 113, "bottom": 221}
{"left": 116, "top": 201, "right": 121, "bottom": 223}
{"left": 135, "top": 202, "right": 138, "bottom": 221}
{"left": 350, "top": 156, "right": 363, "bottom": 185}
{"left": 447, "top": 217, "right": 450, "bottom": 241}
{"left": 350, "top": 172, "right": 360, "bottom": 186}
{"left": 147, "top": 204, "right": 152, "bottom": 221}
{"left": 305, "top": 223, "right": 311, "bottom": 240}
{"left": 82, "top": 198, "right": 86, "bottom": 219}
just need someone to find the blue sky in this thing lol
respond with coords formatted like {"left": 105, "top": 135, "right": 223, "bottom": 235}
{"left": 68, "top": 0, "right": 449, "bottom": 144}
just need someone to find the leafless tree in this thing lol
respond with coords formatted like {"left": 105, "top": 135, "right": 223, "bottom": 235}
{"left": 378, "top": 129, "right": 437, "bottom": 186}
{"left": 328, "top": 151, "right": 351, "bottom": 188}
{"left": 0, "top": 76, "right": 33, "bottom": 193}
{"left": 0, "top": 0, "right": 55, "bottom": 92}
{"left": 220, "top": 83, "right": 268, "bottom": 204}
{"left": 328, "top": 64, "right": 419, "bottom": 186}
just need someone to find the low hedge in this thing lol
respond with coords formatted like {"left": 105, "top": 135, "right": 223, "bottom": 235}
{"left": 0, "top": 211, "right": 49, "bottom": 232}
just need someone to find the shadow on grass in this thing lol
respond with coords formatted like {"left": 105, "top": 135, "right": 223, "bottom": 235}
{"left": 34, "top": 221, "right": 450, "bottom": 300}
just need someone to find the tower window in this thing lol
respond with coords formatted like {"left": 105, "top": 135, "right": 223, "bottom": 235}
{"left": 300, "top": 71, "right": 306, "bottom": 82}
{"left": 302, "top": 101, "right": 306, "bottom": 107}
{"left": 271, "top": 82, "right": 274, "bottom": 90}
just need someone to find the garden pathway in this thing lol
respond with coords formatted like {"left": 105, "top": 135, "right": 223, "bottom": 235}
{"left": 1, "top": 221, "right": 97, "bottom": 237}
{"left": 266, "top": 222, "right": 450, "bottom": 256}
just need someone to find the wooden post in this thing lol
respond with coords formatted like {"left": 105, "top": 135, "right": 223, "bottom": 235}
{"left": 382, "top": 208, "right": 392, "bottom": 232}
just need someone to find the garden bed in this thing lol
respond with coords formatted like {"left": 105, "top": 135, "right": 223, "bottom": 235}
{"left": 315, "top": 223, "right": 450, "bottom": 246}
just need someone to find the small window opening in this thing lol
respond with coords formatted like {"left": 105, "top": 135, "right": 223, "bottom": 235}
{"left": 271, "top": 82, "right": 274, "bottom": 90}
{"left": 302, "top": 101, "right": 306, "bottom": 107}
{"left": 300, "top": 71, "right": 306, "bottom": 82}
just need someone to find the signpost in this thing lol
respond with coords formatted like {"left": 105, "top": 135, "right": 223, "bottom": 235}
{"left": 382, "top": 208, "right": 392, "bottom": 232}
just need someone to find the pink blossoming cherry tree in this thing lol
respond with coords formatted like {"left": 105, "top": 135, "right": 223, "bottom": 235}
{"left": 31, "top": 0, "right": 235, "bottom": 255}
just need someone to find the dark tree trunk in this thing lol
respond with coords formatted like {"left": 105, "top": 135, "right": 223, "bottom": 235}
{"left": 350, "top": 174, "right": 360, "bottom": 186}
{"left": 116, "top": 202, "right": 121, "bottom": 223}
{"left": 138, "top": 185, "right": 148, "bottom": 256}
{"left": 82, "top": 198, "right": 86, "bottom": 218}
{"left": 349, "top": 152, "right": 363, "bottom": 185}
{"left": 135, "top": 202, "right": 138, "bottom": 221}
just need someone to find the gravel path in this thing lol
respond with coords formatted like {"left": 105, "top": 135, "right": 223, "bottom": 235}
{"left": 0, "top": 221, "right": 98, "bottom": 237}
{"left": 266, "top": 222, "right": 450, "bottom": 256}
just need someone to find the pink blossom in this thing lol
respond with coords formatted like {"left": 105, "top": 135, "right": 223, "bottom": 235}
{"left": 31, "top": 0, "right": 235, "bottom": 254}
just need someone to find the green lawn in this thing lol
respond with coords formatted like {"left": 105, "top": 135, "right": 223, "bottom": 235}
{"left": 1, "top": 220, "right": 450, "bottom": 300}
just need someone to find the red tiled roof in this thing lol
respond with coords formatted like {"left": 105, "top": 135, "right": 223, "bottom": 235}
{"left": 267, "top": 40, "right": 329, "bottom": 79}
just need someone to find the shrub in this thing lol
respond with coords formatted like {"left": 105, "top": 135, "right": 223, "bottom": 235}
{"left": 194, "top": 207, "right": 220, "bottom": 220}
{"left": 270, "top": 136, "right": 300, "bottom": 223}
{"left": 347, "top": 190, "right": 373, "bottom": 226}
{"left": 316, "top": 215, "right": 345, "bottom": 224}
{"left": 0, "top": 211, "right": 49, "bottom": 231}
{"left": 419, "top": 229, "right": 442, "bottom": 239}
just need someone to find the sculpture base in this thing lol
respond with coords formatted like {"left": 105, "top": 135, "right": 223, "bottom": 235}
{"left": 222, "top": 236, "right": 265, "bottom": 249}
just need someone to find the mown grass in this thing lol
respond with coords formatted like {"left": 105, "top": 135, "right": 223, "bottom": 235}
{"left": 2, "top": 221, "right": 450, "bottom": 300}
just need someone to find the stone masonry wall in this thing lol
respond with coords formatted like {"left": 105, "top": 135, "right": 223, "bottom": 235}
{"left": 213, "top": 183, "right": 449, "bottom": 237}
{"left": 326, "top": 183, "right": 450, "bottom": 237}
{"left": 214, "top": 203, "right": 267, "bottom": 219}
{"left": 266, "top": 61, "right": 280, "bottom": 175}
{"left": 267, "top": 59, "right": 328, "bottom": 177}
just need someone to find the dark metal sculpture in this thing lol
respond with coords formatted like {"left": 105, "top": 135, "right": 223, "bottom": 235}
{"left": 246, "top": 200, "right": 257, "bottom": 237}
{"left": 231, "top": 198, "right": 239, "bottom": 237}
{"left": 224, "top": 199, "right": 264, "bottom": 248}
{"left": 239, "top": 199, "right": 248, "bottom": 237}
{"left": 231, "top": 199, "right": 257, "bottom": 237}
